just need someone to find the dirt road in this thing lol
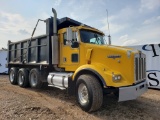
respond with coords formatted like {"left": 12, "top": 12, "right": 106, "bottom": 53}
{"left": 0, "top": 75, "right": 160, "bottom": 120}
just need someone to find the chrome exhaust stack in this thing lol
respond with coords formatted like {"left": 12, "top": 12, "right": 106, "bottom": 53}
{"left": 51, "top": 8, "right": 58, "bottom": 65}
{"left": 52, "top": 8, "right": 57, "bottom": 35}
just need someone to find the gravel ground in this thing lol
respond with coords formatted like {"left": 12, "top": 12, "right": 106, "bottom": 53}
{"left": 0, "top": 75, "right": 160, "bottom": 120}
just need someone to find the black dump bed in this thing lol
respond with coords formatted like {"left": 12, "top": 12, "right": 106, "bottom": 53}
{"left": 7, "top": 17, "right": 86, "bottom": 67}
{"left": 8, "top": 34, "right": 50, "bottom": 65}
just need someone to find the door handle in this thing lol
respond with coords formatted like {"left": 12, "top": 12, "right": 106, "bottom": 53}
{"left": 63, "top": 57, "right": 67, "bottom": 62}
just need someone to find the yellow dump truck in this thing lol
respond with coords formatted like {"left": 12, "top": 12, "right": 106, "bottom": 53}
{"left": 7, "top": 8, "right": 148, "bottom": 112}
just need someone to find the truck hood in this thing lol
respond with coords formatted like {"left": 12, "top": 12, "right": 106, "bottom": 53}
{"left": 85, "top": 44, "right": 139, "bottom": 58}
{"left": 84, "top": 44, "right": 139, "bottom": 86}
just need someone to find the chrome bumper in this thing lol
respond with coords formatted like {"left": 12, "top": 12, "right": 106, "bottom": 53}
{"left": 118, "top": 80, "right": 148, "bottom": 102}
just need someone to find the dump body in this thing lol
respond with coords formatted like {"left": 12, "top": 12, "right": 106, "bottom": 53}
{"left": 8, "top": 34, "right": 51, "bottom": 65}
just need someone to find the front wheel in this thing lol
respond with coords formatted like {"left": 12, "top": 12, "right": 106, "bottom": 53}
{"left": 76, "top": 75, "right": 103, "bottom": 112}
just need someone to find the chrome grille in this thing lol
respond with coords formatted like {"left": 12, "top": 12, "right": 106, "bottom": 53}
{"left": 135, "top": 53, "right": 146, "bottom": 82}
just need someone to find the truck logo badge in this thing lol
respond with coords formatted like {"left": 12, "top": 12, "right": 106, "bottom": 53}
{"left": 107, "top": 55, "right": 121, "bottom": 59}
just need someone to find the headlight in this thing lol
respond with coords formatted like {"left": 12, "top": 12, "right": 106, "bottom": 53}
{"left": 112, "top": 74, "right": 121, "bottom": 81}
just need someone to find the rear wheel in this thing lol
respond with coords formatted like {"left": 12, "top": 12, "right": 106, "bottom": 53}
{"left": 18, "top": 68, "right": 29, "bottom": 88}
{"left": 76, "top": 74, "right": 103, "bottom": 112}
{"left": 29, "top": 68, "right": 43, "bottom": 88}
{"left": 9, "top": 67, "right": 18, "bottom": 85}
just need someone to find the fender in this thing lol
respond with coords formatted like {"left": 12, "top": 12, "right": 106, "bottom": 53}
{"left": 72, "top": 64, "right": 107, "bottom": 88}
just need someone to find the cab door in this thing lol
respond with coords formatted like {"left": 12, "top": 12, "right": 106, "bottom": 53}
{"left": 59, "top": 28, "right": 79, "bottom": 71}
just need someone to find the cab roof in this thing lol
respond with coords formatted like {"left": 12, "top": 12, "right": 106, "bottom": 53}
{"left": 57, "top": 17, "right": 103, "bottom": 34}
{"left": 57, "top": 17, "right": 91, "bottom": 29}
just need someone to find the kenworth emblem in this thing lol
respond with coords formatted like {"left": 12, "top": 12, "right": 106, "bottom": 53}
{"left": 107, "top": 55, "right": 121, "bottom": 59}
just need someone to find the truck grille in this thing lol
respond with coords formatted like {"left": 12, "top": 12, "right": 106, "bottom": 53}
{"left": 135, "top": 53, "right": 146, "bottom": 82}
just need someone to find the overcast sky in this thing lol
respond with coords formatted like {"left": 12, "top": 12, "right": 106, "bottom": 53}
{"left": 0, "top": 0, "right": 160, "bottom": 49}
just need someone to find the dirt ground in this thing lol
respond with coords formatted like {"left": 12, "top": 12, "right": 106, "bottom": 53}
{"left": 0, "top": 75, "right": 160, "bottom": 120}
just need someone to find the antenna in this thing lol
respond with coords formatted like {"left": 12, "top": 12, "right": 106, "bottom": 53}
{"left": 106, "top": 9, "right": 111, "bottom": 45}
{"left": 106, "top": 9, "right": 110, "bottom": 35}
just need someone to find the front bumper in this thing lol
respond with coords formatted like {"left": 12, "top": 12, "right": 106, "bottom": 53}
{"left": 118, "top": 80, "right": 148, "bottom": 102}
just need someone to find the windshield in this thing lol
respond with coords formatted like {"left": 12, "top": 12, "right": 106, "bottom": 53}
{"left": 80, "top": 30, "right": 105, "bottom": 45}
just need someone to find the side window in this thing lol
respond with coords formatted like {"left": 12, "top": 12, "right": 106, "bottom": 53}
{"left": 63, "top": 31, "right": 78, "bottom": 46}
{"left": 63, "top": 32, "right": 67, "bottom": 45}
{"left": 63, "top": 32, "right": 72, "bottom": 45}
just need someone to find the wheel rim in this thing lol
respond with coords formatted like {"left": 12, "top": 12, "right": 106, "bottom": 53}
{"left": 18, "top": 72, "right": 24, "bottom": 85}
{"left": 30, "top": 72, "right": 37, "bottom": 86}
{"left": 9, "top": 70, "right": 14, "bottom": 82}
{"left": 78, "top": 83, "right": 89, "bottom": 104}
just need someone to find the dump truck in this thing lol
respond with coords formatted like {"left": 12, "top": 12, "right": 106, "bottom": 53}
{"left": 6, "top": 8, "right": 148, "bottom": 112}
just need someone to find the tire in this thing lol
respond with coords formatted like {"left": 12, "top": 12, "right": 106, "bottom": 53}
{"left": 17, "top": 68, "right": 29, "bottom": 88}
{"left": 29, "top": 68, "right": 43, "bottom": 88}
{"left": 76, "top": 74, "right": 103, "bottom": 112}
{"left": 9, "top": 67, "right": 18, "bottom": 85}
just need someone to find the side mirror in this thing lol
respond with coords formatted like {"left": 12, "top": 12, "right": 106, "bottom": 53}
{"left": 71, "top": 41, "right": 79, "bottom": 48}
{"left": 67, "top": 27, "right": 72, "bottom": 41}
